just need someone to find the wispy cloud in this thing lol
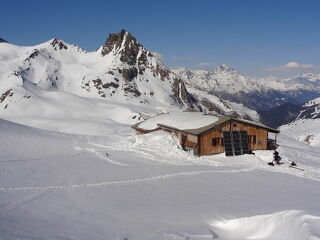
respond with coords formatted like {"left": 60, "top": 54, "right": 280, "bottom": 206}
{"left": 171, "top": 56, "right": 193, "bottom": 61}
{"left": 198, "top": 62, "right": 211, "bottom": 67}
{"left": 266, "top": 61, "right": 314, "bottom": 72}
{"left": 151, "top": 51, "right": 164, "bottom": 60}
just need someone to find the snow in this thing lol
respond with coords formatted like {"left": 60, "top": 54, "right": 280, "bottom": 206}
{"left": 174, "top": 67, "right": 320, "bottom": 93}
{"left": 137, "top": 112, "right": 219, "bottom": 130}
{"left": 1, "top": 34, "right": 320, "bottom": 240}
{"left": 210, "top": 210, "right": 320, "bottom": 240}
{"left": 1, "top": 117, "right": 320, "bottom": 239}
{"left": 280, "top": 118, "right": 320, "bottom": 147}
{"left": 304, "top": 97, "right": 320, "bottom": 107}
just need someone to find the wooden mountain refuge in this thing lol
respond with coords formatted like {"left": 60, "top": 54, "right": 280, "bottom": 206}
{"left": 132, "top": 112, "right": 280, "bottom": 157}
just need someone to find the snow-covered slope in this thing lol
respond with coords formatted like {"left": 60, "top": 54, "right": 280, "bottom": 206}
{"left": 1, "top": 118, "right": 320, "bottom": 240}
{"left": 281, "top": 118, "right": 320, "bottom": 146}
{"left": 279, "top": 96, "right": 320, "bottom": 146}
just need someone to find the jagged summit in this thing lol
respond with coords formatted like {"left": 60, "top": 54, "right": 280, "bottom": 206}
{"left": 0, "top": 37, "right": 8, "bottom": 43}
{"left": 101, "top": 29, "right": 145, "bottom": 63}
{"left": 101, "top": 29, "right": 137, "bottom": 52}
{"left": 49, "top": 38, "right": 68, "bottom": 50}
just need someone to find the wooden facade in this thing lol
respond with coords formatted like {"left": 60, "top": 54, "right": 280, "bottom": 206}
{"left": 133, "top": 116, "right": 279, "bottom": 157}
{"left": 198, "top": 120, "right": 269, "bottom": 156}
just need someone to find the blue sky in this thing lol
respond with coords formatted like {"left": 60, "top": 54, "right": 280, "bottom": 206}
{"left": 1, "top": 0, "right": 319, "bottom": 77}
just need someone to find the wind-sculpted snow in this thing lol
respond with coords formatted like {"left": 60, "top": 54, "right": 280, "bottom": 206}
{"left": 210, "top": 210, "right": 320, "bottom": 240}
{"left": 1, "top": 119, "right": 320, "bottom": 239}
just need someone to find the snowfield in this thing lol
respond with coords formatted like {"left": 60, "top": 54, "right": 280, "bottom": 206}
{"left": 280, "top": 118, "right": 320, "bottom": 147}
{"left": 1, "top": 118, "right": 320, "bottom": 240}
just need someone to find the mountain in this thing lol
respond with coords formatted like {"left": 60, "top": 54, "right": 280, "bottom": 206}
{"left": 0, "top": 30, "right": 260, "bottom": 133}
{"left": 259, "top": 96, "right": 320, "bottom": 128}
{"left": 258, "top": 103, "right": 303, "bottom": 128}
{"left": 174, "top": 67, "right": 320, "bottom": 110}
{"left": 173, "top": 65, "right": 260, "bottom": 93}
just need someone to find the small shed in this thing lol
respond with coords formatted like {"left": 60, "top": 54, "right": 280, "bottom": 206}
{"left": 132, "top": 112, "right": 279, "bottom": 156}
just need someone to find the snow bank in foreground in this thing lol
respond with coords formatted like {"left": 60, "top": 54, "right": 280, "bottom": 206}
{"left": 210, "top": 210, "right": 320, "bottom": 240}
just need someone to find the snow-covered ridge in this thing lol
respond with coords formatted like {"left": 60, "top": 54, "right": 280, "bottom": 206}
{"left": 304, "top": 97, "right": 320, "bottom": 107}
{"left": 173, "top": 65, "right": 260, "bottom": 93}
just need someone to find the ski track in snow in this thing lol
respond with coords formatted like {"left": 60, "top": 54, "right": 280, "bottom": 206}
{"left": 2, "top": 134, "right": 320, "bottom": 194}
{"left": 0, "top": 168, "right": 255, "bottom": 193}
{"left": 88, "top": 142, "right": 156, "bottom": 162}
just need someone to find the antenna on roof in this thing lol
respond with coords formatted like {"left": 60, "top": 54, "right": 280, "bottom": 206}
{"left": 203, "top": 109, "right": 207, "bottom": 115}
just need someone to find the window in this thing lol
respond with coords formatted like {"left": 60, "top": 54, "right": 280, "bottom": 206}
{"left": 212, "top": 138, "right": 217, "bottom": 146}
{"left": 233, "top": 123, "right": 237, "bottom": 127}
{"left": 212, "top": 137, "right": 223, "bottom": 147}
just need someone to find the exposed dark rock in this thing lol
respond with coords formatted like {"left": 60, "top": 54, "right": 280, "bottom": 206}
{"left": 107, "top": 71, "right": 114, "bottom": 75}
{"left": 101, "top": 29, "right": 141, "bottom": 65}
{"left": 137, "top": 51, "right": 147, "bottom": 74}
{"left": 26, "top": 49, "right": 40, "bottom": 60}
{"left": 172, "top": 78, "right": 194, "bottom": 108}
{"left": 92, "top": 79, "right": 119, "bottom": 89}
{"left": 51, "top": 38, "right": 68, "bottom": 50}
{"left": 0, "top": 89, "right": 13, "bottom": 103}
{"left": 122, "top": 68, "right": 138, "bottom": 81}
{"left": 201, "top": 98, "right": 225, "bottom": 114}
{"left": 155, "top": 64, "right": 170, "bottom": 81}
{"left": 124, "top": 87, "right": 141, "bottom": 97}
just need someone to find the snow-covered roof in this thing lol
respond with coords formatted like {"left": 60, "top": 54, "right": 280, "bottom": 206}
{"left": 137, "top": 112, "right": 219, "bottom": 131}
{"left": 135, "top": 112, "right": 279, "bottom": 135}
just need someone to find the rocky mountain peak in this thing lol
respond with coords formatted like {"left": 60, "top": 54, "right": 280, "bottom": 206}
{"left": 101, "top": 29, "right": 144, "bottom": 65}
{"left": 50, "top": 38, "right": 68, "bottom": 50}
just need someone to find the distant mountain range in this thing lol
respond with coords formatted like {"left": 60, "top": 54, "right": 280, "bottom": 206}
{"left": 174, "top": 67, "right": 320, "bottom": 110}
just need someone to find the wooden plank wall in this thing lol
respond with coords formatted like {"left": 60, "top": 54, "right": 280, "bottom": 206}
{"left": 199, "top": 120, "right": 268, "bottom": 155}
